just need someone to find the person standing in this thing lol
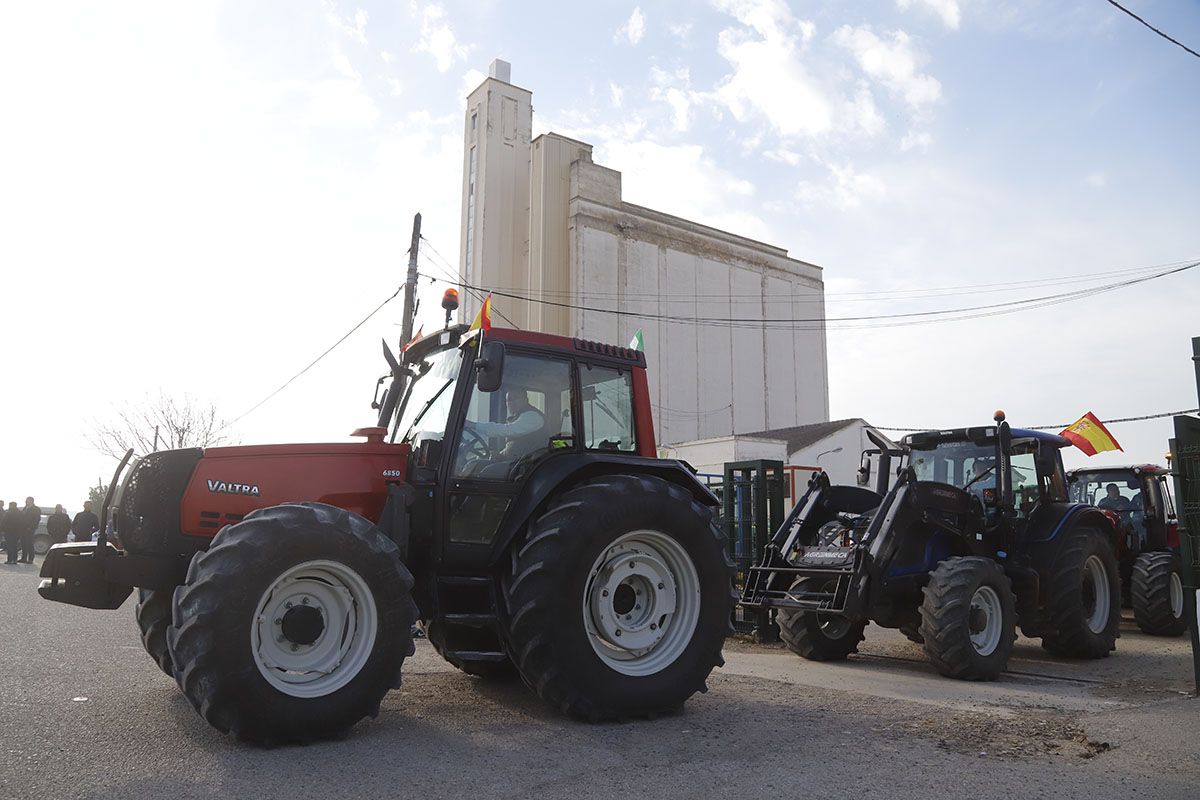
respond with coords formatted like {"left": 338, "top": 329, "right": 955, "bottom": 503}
{"left": 2, "top": 502, "right": 23, "bottom": 564}
{"left": 47, "top": 504, "right": 71, "bottom": 546}
{"left": 20, "top": 497, "right": 41, "bottom": 563}
{"left": 71, "top": 500, "right": 100, "bottom": 543}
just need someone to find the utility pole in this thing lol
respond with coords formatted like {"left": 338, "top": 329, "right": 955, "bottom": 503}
{"left": 376, "top": 213, "right": 422, "bottom": 430}
{"left": 399, "top": 213, "right": 422, "bottom": 350}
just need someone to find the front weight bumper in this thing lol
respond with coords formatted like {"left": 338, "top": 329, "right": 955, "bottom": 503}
{"left": 38, "top": 543, "right": 190, "bottom": 610}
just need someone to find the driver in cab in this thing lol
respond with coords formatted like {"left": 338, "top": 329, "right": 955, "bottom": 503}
{"left": 465, "top": 387, "right": 546, "bottom": 460}
{"left": 1097, "top": 483, "right": 1133, "bottom": 513}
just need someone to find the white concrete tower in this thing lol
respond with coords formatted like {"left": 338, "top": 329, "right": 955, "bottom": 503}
{"left": 458, "top": 59, "right": 533, "bottom": 326}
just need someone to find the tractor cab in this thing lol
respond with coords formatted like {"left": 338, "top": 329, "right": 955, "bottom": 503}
{"left": 902, "top": 419, "right": 1072, "bottom": 531}
{"left": 1066, "top": 465, "right": 1179, "bottom": 554}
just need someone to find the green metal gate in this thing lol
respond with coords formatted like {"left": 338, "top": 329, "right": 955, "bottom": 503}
{"left": 722, "top": 460, "right": 785, "bottom": 638}
{"left": 1171, "top": 414, "right": 1200, "bottom": 694}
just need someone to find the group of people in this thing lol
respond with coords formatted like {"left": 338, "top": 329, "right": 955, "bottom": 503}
{"left": 2, "top": 498, "right": 100, "bottom": 564}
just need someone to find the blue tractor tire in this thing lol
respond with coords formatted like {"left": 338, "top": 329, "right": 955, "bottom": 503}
{"left": 1039, "top": 527, "right": 1120, "bottom": 659}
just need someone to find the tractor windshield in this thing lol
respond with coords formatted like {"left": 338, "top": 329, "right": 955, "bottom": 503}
{"left": 909, "top": 441, "right": 996, "bottom": 489}
{"left": 1069, "top": 470, "right": 1142, "bottom": 516}
{"left": 394, "top": 347, "right": 462, "bottom": 447}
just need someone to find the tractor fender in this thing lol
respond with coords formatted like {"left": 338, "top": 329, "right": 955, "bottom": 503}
{"left": 487, "top": 453, "right": 718, "bottom": 567}
{"left": 1024, "top": 502, "right": 1117, "bottom": 557}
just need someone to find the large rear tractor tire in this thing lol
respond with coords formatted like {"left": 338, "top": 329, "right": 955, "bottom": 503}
{"left": 919, "top": 557, "right": 1016, "bottom": 680}
{"left": 135, "top": 589, "right": 174, "bottom": 677}
{"left": 502, "top": 475, "right": 734, "bottom": 721}
{"left": 777, "top": 577, "right": 867, "bottom": 661}
{"left": 1131, "top": 552, "right": 1187, "bottom": 636}
{"left": 166, "top": 503, "right": 417, "bottom": 744}
{"left": 1040, "top": 527, "right": 1120, "bottom": 659}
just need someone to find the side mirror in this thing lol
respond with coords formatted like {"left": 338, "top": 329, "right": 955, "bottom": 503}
{"left": 856, "top": 460, "right": 871, "bottom": 486}
{"left": 474, "top": 341, "right": 506, "bottom": 393}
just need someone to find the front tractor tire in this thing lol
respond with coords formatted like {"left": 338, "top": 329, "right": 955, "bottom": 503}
{"left": 166, "top": 503, "right": 417, "bottom": 745}
{"left": 1131, "top": 552, "right": 1188, "bottom": 636}
{"left": 502, "top": 475, "right": 734, "bottom": 721}
{"left": 135, "top": 590, "right": 174, "bottom": 677}
{"left": 777, "top": 577, "right": 867, "bottom": 661}
{"left": 1040, "top": 527, "right": 1120, "bottom": 659}
{"left": 919, "top": 557, "right": 1016, "bottom": 681}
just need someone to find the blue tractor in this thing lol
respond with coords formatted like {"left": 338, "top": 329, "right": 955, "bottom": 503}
{"left": 741, "top": 412, "right": 1121, "bottom": 680}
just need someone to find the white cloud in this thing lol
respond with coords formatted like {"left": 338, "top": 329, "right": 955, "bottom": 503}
{"left": 900, "top": 130, "right": 933, "bottom": 151}
{"left": 412, "top": 2, "right": 470, "bottom": 72}
{"left": 897, "top": 0, "right": 962, "bottom": 31}
{"left": 649, "top": 66, "right": 694, "bottom": 132}
{"left": 615, "top": 7, "right": 647, "bottom": 45}
{"left": 609, "top": 82, "right": 624, "bottom": 108}
{"left": 304, "top": 79, "right": 380, "bottom": 128}
{"left": 833, "top": 26, "right": 942, "bottom": 110}
{"left": 322, "top": 2, "right": 369, "bottom": 45}
{"left": 1086, "top": 171, "right": 1108, "bottom": 188}
{"left": 597, "top": 139, "right": 771, "bottom": 239}
{"left": 797, "top": 161, "right": 887, "bottom": 209}
{"left": 460, "top": 68, "right": 485, "bottom": 97}
{"left": 711, "top": 0, "right": 833, "bottom": 137}
{"left": 668, "top": 21, "right": 693, "bottom": 41}
{"left": 380, "top": 50, "right": 393, "bottom": 64}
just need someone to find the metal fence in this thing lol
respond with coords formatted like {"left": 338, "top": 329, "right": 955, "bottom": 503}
{"left": 1171, "top": 412, "right": 1200, "bottom": 694}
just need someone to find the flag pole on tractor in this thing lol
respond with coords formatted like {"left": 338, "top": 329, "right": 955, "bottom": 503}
{"left": 469, "top": 293, "right": 493, "bottom": 333}
{"left": 1059, "top": 411, "right": 1122, "bottom": 456}
{"left": 629, "top": 328, "right": 644, "bottom": 352}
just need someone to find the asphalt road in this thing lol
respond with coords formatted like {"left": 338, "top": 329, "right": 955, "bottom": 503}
{"left": 2, "top": 559, "right": 1198, "bottom": 800}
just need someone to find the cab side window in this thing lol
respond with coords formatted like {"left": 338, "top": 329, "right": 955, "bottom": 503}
{"left": 579, "top": 364, "right": 636, "bottom": 452}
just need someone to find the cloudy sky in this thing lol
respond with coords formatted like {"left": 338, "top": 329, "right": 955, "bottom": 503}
{"left": 1, "top": 0, "right": 1197, "bottom": 508}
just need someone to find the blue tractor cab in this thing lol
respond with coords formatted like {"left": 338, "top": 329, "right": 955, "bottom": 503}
{"left": 742, "top": 412, "right": 1121, "bottom": 680}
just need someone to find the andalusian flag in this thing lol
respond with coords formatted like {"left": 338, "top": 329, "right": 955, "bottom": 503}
{"left": 628, "top": 328, "right": 644, "bottom": 351}
{"left": 469, "top": 294, "right": 493, "bottom": 333}
{"left": 1060, "top": 412, "right": 1122, "bottom": 456}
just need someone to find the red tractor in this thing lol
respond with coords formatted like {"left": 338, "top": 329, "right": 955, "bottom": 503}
{"left": 39, "top": 323, "right": 734, "bottom": 743}
{"left": 1067, "top": 464, "right": 1186, "bottom": 635}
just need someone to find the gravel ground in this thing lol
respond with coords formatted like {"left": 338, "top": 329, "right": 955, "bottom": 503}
{"left": 2, "top": 559, "right": 1197, "bottom": 800}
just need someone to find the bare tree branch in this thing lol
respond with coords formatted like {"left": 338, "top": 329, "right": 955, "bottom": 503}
{"left": 89, "top": 392, "right": 234, "bottom": 459}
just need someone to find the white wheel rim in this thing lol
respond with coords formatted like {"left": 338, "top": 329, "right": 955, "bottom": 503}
{"left": 582, "top": 529, "right": 701, "bottom": 677}
{"left": 1169, "top": 571, "right": 1184, "bottom": 619}
{"left": 969, "top": 585, "right": 1003, "bottom": 656}
{"left": 251, "top": 559, "right": 378, "bottom": 698}
{"left": 1083, "top": 555, "right": 1111, "bottom": 635}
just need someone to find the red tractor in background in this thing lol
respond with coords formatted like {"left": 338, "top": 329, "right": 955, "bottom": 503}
{"left": 39, "top": 318, "right": 735, "bottom": 744}
{"left": 1067, "top": 465, "right": 1186, "bottom": 636}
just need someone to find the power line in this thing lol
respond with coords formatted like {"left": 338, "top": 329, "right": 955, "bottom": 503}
{"left": 873, "top": 407, "right": 1200, "bottom": 434}
{"left": 440, "top": 259, "right": 1189, "bottom": 303}
{"left": 423, "top": 261, "right": 1197, "bottom": 331}
{"left": 418, "top": 235, "right": 522, "bottom": 329}
{"left": 221, "top": 286, "right": 403, "bottom": 431}
{"left": 1106, "top": 0, "right": 1200, "bottom": 60}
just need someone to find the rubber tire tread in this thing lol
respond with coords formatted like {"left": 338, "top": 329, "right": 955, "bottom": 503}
{"left": 166, "top": 502, "right": 417, "bottom": 745}
{"left": 502, "top": 474, "right": 735, "bottom": 721}
{"left": 134, "top": 589, "right": 175, "bottom": 677}
{"left": 1039, "top": 527, "right": 1120, "bottom": 659}
{"left": 1131, "top": 551, "right": 1187, "bottom": 636}
{"left": 776, "top": 578, "right": 867, "bottom": 661}
{"left": 919, "top": 557, "right": 1016, "bottom": 681}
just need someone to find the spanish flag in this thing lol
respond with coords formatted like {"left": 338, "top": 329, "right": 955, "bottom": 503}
{"left": 1060, "top": 412, "right": 1122, "bottom": 456}
{"left": 469, "top": 294, "right": 493, "bottom": 333}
